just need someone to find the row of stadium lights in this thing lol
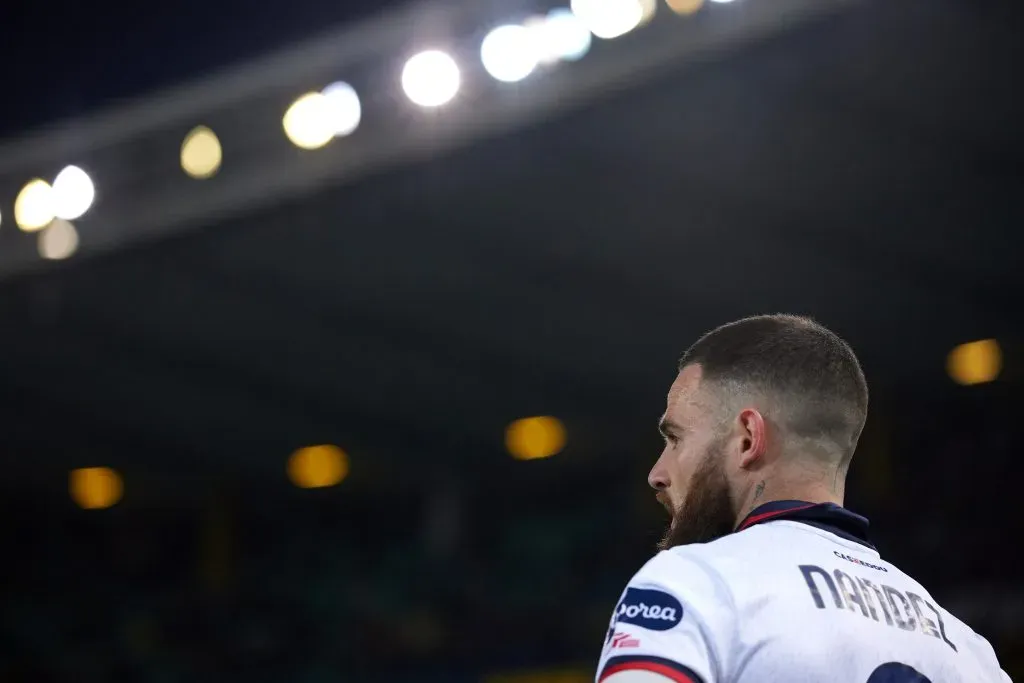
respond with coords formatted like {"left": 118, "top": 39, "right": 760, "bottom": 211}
{"left": 0, "top": 0, "right": 731, "bottom": 257}
{"left": 67, "top": 336, "right": 1006, "bottom": 511}
{"left": 69, "top": 416, "right": 567, "bottom": 510}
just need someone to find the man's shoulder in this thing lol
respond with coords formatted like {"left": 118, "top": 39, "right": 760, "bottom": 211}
{"left": 637, "top": 524, "right": 830, "bottom": 599}
{"left": 648, "top": 527, "right": 775, "bottom": 578}
{"left": 628, "top": 544, "right": 739, "bottom": 613}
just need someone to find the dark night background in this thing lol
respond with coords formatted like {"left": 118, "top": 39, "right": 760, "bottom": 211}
{"left": 1, "top": 0, "right": 395, "bottom": 136}
{"left": 0, "top": 0, "right": 1021, "bottom": 681}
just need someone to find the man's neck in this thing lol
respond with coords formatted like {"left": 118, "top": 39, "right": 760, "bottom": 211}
{"left": 735, "top": 480, "right": 844, "bottom": 528}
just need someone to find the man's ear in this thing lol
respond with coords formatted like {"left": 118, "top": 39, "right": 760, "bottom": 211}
{"left": 737, "top": 408, "right": 767, "bottom": 469}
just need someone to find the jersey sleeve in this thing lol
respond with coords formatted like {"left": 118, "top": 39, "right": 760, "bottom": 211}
{"left": 595, "top": 550, "right": 736, "bottom": 683}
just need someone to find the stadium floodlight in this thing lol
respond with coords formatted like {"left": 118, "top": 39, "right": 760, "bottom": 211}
{"left": 570, "top": 0, "right": 644, "bottom": 39}
{"left": 14, "top": 179, "right": 55, "bottom": 232}
{"left": 39, "top": 218, "right": 79, "bottom": 260}
{"left": 401, "top": 50, "right": 461, "bottom": 107}
{"left": 283, "top": 92, "right": 336, "bottom": 150}
{"left": 481, "top": 24, "right": 539, "bottom": 83}
{"left": 52, "top": 165, "right": 95, "bottom": 221}
{"left": 180, "top": 126, "right": 223, "bottom": 179}
{"left": 321, "top": 81, "right": 362, "bottom": 137}
{"left": 666, "top": 0, "right": 704, "bottom": 14}
{"left": 536, "top": 8, "right": 592, "bottom": 62}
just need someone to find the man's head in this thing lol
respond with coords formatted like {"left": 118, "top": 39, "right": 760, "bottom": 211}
{"left": 650, "top": 314, "right": 868, "bottom": 550}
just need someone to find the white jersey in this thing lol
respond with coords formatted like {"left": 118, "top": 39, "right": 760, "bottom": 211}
{"left": 596, "top": 502, "right": 1011, "bottom": 683}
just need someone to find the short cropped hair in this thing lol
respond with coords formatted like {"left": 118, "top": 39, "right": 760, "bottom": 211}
{"left": 679, "top": 314, "right": 868, "bottom": 464}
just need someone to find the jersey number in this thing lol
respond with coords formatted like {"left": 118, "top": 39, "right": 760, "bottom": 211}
{"left": 867, "top": 662, "right": 932, "bottom": 682}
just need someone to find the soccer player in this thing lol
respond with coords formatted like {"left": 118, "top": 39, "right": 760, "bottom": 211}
{"left": 596, "top": 315, "right": 1011, "bottom": 683}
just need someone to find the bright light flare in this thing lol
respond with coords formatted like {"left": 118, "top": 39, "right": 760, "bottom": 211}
{"left": 14, "top": 179, "right": 55, "bottom": 232}
{"left": 321, "top": 81, "right": 362, "bottom": 137}
{"left": 533, "top": 8, "right": 592, "bottom": 62}
{"left": 52, "top": 165, "right": 95, "bottom": 220}
{"left": 402, "top": 50, "right": 461, "bottom": 107}
{"left": 283, "top": 92, "right": 336, "bottom": 150}
{"left": 481, "top": 24, "right": 540, "bottom": 83}
{"left": 570, "top": 0, "right": 645, "bottom": 39}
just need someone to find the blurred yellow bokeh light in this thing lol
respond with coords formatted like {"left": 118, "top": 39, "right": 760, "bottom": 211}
{"left": 283, "top": 92, "right": 335, "bottom": 150}
{"left": 666, "top": 0, "right": 704, "bottom": 15}
{"left": 947, "top": 339, "right": 1002, "bottom": 386}
{"left": 14, "top": 178, "right": 55, "bottom": 232}
{"left": 288, "top": 445, "right": 349, "bottom": 488}
{"left": 181, "top": 126, "right": 223, "bottom": 178}
{"left": 70, "top": 467, "right": 123, "bottom": 510}
{"left": 506, "top": 416, "right": 566, "bottom": 461}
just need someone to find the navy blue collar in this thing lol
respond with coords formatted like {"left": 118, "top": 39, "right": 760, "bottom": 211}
{"left": 736, "top": 500, "right": 875, "bottom": 550}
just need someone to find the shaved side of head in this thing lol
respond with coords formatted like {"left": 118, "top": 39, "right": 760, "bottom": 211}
{"left": 678, "top": 314, "right": 869, "bottom": 471}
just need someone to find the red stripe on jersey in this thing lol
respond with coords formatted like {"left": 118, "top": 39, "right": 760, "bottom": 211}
{"left": 599, "top": 659, "right": 697, "bottom": 683}
{"left": 737, "top": 503, "right": 816, "bottom": 530}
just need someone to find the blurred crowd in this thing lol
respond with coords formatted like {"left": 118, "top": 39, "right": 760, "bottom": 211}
{"left": 1, "top": 393, "right": 1021, "bottom": 682}
{"left": 0, "top": 480, "right": 633, "bottom": 683}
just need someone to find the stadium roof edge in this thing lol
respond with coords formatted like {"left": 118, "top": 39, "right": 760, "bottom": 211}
{"left": 0, "top": 0, "right": 854, "bottom": 173}
{"left": 0, "top": 0, "right": 857, "bottom": 282}
{"left": 0, "top": 0, "right": 470, "bottom": 173}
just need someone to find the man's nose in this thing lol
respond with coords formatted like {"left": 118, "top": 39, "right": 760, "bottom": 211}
{"left": 648, "top": 462, "right": 669, "bottom": 491}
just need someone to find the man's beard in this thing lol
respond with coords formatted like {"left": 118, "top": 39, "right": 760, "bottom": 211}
{"left": 657, "top": 442, "right": 737, "bottom": 551}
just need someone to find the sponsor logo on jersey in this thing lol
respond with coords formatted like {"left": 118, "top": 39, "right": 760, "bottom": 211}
{"left": 613, "top": 587, "right": 683, "bottom": 631}
{"left": 834, "top": 550, "right": 888, "bottom": 572}
{"left": 608, "top": 631, "right": 640, "bottom": 649}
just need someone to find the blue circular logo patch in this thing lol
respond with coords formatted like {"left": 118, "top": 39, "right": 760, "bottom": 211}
{"left": 614, "top": 587, "right": 683, "bottom": 631}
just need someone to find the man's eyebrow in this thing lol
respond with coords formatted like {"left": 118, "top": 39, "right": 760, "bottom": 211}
{"left": 658, "top": 418, "right": 682, "bottom": 438}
